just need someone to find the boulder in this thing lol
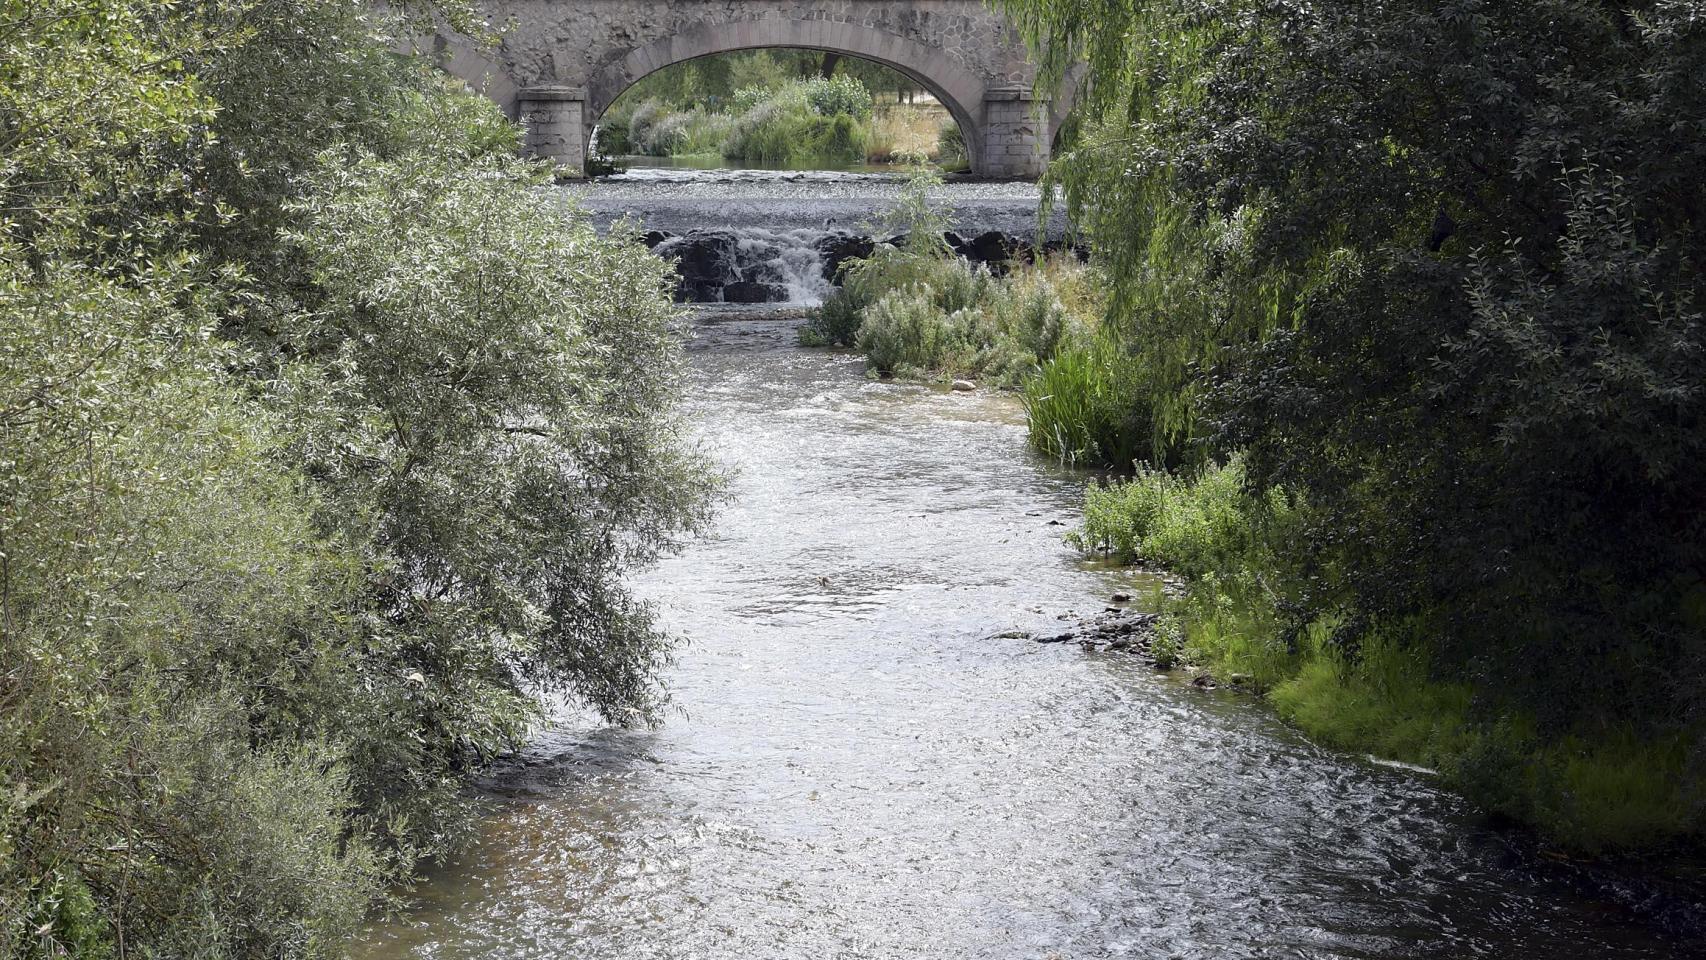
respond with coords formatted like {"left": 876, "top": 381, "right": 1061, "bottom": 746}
{"left": 965, "top": 230, "right": 1019, "bottom": 268}
{"left": 656, "top": 230, "right": 739, "bottom": 303}
{"left": 723, "top": 280, "right": 787, "bottom": 303}
{"left": 813, "top": 232, "right": 876, "bottom": 282}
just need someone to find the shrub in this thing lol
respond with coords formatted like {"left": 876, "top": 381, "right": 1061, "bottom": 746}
{"left": 624, "top": 97, "right": 671, "bottom": 151}
{"left": 594, "top": 115, "right": 633, "bottom": 154}
{"left": 641, "top": 110, "right": 692, "bottom": 153}
{"left": 1070, "top": 458, "right": 1272, "bottom": 575}
{"left": 802, "top": 74, "right": 874, "bottom": 119}
{"left": 0, "top": 13, "right": 721, "bottom": 954}
{"left": 802, "top": 172, "right": 1101, "bottom": 391}
{"left": 722, "top": 80, "right": 873, "bottom": 166}
{"left": 937, "top": 120, "right": 968, "bottom": 170}
{"left": 800, "top": 285, "right": 870, "bottom": 347}
{"left": 1012, "top": 0, "right": 1706, "bottom": 851}
{"left": 0, "top": 252, "right": 388, "bottom": 960}
{"left": 729, "top": 84, "right": 770, "bottom": 115}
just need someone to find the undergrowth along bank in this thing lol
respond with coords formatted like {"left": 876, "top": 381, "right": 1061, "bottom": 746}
{"left": 1072, "top": 461, "right": 1699, "bottom": 855}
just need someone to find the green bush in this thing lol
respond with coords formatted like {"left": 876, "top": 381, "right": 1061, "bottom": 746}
{"left": 0, "top": 3, "right": 719, "bottom": 955}
{"left": 936, "top": 120, "right": 968, "bottom": 170}
{"left": 802, "top": 74, "right": 874, "bottom": 119}
{"left": 1023, "top": 333, "right": 1174, "bottom": 469}
{"left": 803, "top": 168, "right": 1098, "bottom": 382}
{"left": 595, "top": 115, "right": 634, "bottom": 154}
{"left": 624, "top": 97, "right": 671, "bottom": 152}
{"left": 730, "top": 84, "right": 770, "bottom": 115}
{"left": 1068, "top": 454, "right": 1703, "bottom": 854}
{"left": 802, "top": 185, "right": 1101, "bottom": 390}
{"left": 1071, "top": 458, "right": 1278, "bottom": 576}
{"left": 723, "top": 90, "right": 871, "bottom": 167}
{"left": 799, "top": 284, "right": 871, "bottom": 347}
{"left": 854, "top": 280, "right": 1031, "bottom": 380}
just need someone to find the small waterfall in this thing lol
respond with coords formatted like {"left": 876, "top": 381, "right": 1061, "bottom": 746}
{"left": 649, "top": 228, "right": 873, "bottom": 306}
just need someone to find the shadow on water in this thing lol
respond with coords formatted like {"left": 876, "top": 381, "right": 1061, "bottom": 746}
{"left": 353, "top": 318, "right": 1693, "bottom": 960}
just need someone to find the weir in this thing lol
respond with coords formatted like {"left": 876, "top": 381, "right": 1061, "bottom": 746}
{"left": 413, "top": 0, "right": 1072, "bottom": 178}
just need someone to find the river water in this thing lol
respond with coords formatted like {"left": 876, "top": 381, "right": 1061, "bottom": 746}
{"left": 353, "top": 174, "right": 1689, "bottom": 960}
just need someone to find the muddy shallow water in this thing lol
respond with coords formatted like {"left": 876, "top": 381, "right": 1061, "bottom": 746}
{"left": 353, "top": 316, "right": 1684, "bottom": 960}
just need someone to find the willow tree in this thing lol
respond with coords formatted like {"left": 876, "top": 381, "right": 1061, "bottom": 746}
{"left": 1004, "top": 0, "right": 1706, "bottom": 845}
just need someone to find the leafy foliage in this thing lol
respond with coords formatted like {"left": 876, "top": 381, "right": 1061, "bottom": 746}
{"left": 802, "top": 169, "right": 1094, "bottom": 386}
{"left": 282, "top": 145, "right": 717, "bottom": 728}
{"left": 599, "top": 63, "right": 965, "bottom": 168}
{"left": 1009, "top": 0, "right": 1706, "bottom": 848}
{"left": 722, "top": 82, "right": 872, "bottom": 167}
{"left": 801, "top": 74, "right": 874, "bottom": 119}
{"left": 1023, "top": 337, "right": 1163, "bottom": 468}
{"left": 1, "top": 1, "right": 715, "bottom": 955}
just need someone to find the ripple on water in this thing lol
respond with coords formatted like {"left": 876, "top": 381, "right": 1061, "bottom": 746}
{"left": 354, "top": 318, "right": 1688, "bottom": 960}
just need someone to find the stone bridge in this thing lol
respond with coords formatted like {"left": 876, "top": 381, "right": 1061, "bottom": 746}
{"left": 416, "top": 1, "right": 1067, "bottom": 178}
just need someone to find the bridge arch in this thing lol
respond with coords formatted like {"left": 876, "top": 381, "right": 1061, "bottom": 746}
{"left": 585, "top": 20, "right": 992, "bottom": 170}
{"left": 423, "top": 0, "right": 1066, "bottom": 179}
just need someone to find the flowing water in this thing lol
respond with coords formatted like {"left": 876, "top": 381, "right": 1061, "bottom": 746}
{"left": 560, "top": 173, "right": 1066, "bottom": 307}
{"left": 354, "top": 172, "right": 1693, "bottom": 959}
{"left": 563, "top": 170, "right": 1059, "bottom": 244}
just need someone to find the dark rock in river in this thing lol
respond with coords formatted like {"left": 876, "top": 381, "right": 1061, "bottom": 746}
{"left": 727, "top": 256, "right": 788, "bottom": 303}
{"left": 723, "top": 280, "right": 786, "bottom": 303}
{"left": 646, "top": 224, "right": 1080, "bottom": 304}
{"left": 999, "top": 608, "right": 1160, "bottom": 657}
{"left": 814, "top": 232, "right": 875, "bottom": 282}
{"left": 655, "top": 230, "right": 739, "bottom": 302}
{"left": 965, "top": 231, "right": 1022, "bottom": 272}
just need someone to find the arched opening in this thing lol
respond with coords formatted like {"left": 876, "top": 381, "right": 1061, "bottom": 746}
{"left": 583, "top": 19, "right": 991, "bottom": 176}
{"left": 592, "top": 49, "right": 974, "bottom": 175}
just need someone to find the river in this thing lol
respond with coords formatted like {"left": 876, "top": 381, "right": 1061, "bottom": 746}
{"left": 352, "top": 174, "right": 1689, "bottom": 960}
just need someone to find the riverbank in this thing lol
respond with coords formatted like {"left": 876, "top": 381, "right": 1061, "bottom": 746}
{"left": 1015, "top": 594, "right": 1706, "bottom": 938}
{"left": 788, "top": 195, "right": 1704, "bottom": 881}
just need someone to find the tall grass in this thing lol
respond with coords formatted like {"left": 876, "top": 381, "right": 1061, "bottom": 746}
{"left": 1023, "top": 338, "right": 1158, "bottom": 468}
{"left": 867, "top": 104, "right": 951, "bottom": 163}
{"left": 601, "top": 78, "right": 969, "bottom": 171}
{"left": 724, "top": 99, "right": 869, "bottom": 166}
{"left": 937, "top": 120, "right": 968, "bottom": 171}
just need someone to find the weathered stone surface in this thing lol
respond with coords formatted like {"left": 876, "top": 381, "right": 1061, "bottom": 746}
{"left": 965, "top": 230, "right": 1018, "bottom": 266}
{"left": 723, "top": 280, "right": 787, "bottom": 303}
{"left": 413, "top": 0, "right": 1076, "bottom": 178}
{"left": 654, "top": 230, "right": 739, "bottom": 301}
{"left": 813, "top": 232, "right": 875, "bottom": 281}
